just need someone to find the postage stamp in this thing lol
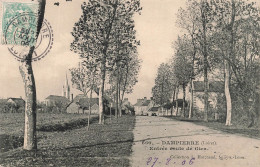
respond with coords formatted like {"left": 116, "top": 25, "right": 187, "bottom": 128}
{"left": 0, "top": 0, "right": 53, "bottom": 61}
{"left": 0, "top": 1, "right": 39, "bottom": 46}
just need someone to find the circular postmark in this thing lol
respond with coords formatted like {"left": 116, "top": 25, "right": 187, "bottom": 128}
{"left": 4, "top": 13, "right": 54, "bottom": 61}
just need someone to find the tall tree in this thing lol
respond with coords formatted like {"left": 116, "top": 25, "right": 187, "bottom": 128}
{"left": 152, "top": 63, "right": 173, "bottom": 106}
{"left": 209, "top": 0, "right": 235, "bottom": 126}
{"left": 173, "top": 36, "right": 193, "bottom": 117}
{"left": 71, "top": 0, "right": 141, "bottom": 124}
{"left": 176, "top": 1, "right": 200, "bottom": 118}
{"left": 200, "top": 0, "right": 210, "bottom": 122}
{"left": 107, "top": 50, "right": 141, "bottom": 118}
{"left": 176, "top": 0, "right": 214, "bottom": 121}
{"left": 210, "top": 0, "right": 260, "bottom": 126}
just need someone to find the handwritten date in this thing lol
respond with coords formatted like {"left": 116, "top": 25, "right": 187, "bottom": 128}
{"left": 147, "top": 157, "right": 195, "bottom": 167}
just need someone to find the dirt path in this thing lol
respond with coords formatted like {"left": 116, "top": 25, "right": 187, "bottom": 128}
{"left": 130, "top": 116, "right": 260, "bottom": 167}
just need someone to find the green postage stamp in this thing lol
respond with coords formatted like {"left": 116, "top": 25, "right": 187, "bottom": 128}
{"left": 0, "top": 0, "right": 39, "bottom": 46}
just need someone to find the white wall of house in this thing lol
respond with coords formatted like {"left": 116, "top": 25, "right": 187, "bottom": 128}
{"left": 134, "top": 106, "right": 147, "bottom": 115}
{"left": 67, "top": 103, "right": 80, "bottom": 114}
{"left": 193, "top": 92, "right": 223, "bottom": 112}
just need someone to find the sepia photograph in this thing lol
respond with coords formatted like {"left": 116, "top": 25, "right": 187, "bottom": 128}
{"left": 0, "top": 0, "right": 259, "bottom": 166}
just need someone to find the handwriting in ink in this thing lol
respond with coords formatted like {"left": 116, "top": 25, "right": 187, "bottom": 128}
{"left": 147, "top": 157, "right": 195, "bottom": 167}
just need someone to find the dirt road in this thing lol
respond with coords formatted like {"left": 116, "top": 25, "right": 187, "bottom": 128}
{"left": 130, "top": 116, "right": 260, "bottom": 167}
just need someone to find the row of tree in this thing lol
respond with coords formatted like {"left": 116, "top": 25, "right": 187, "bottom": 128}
{"left": 152, "top": 0, "right": 260, "bottom": 127}
{"left": 70, "top": 0, "right": 142, "bottom": 124}
{"left": 9, "top": 0, "right": 141, "bottom": 151}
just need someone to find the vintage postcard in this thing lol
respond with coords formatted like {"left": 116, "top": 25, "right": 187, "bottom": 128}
{"left": 0, "top": 0, "right": 259, "bottom": 167}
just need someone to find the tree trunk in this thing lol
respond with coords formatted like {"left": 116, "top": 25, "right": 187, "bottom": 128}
{"left": 201, "top": 0, "right": 209, "bottom": 122}
{"left": 19, "top": 55, "right": 37, "bottom": 150}
{"left": 175, "top": 86, "right": 179, "bottom": 116}
{"left": 115, "top": 75, "right": 119, "bottom": 119}
{"left": 87, "top": 88, "right": 93, "bottom": 131}
{"left": 19, "top": 0, "right": 46, "bottom": 150}
{"left": 171, "top": 88, "right": 176, "bottom": 116}
{"left": 189, "top": 79, "right": 193, "bottom": 119}
{"left": 110, "top": 103, "right": 112, "bottom": 122}
{"left": 225, "top": 0, "right": 236, "bottom": 126}
{"left": 182, "top": 83, "right": 186, "bottom": 118}
{"left": 118, "top": 81, "right": 122, "bottom": 117}
{"left": 255, "top": 92, "right": 260, "bottom": 129}
{"left": 99, "top": 61, "right": 106, "bottom": 124}
{"left": 224, "top": 61, "right": 232, "bottom": 126}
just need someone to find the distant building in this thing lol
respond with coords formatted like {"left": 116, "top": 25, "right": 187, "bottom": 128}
{"left": 191, "top": 81, "right": 224, "bottom": 112}
{"left": 66, "top": 95, "right": 99, "bottom": 114}
{"left": 7, "top": 98, "right": 25, "bottom": 108}
{"left": 121, "top": 98, "right": 134, "bottom": 115}
{"left": 134, "top": 97, "right": 155, "bottom": 115}
{"left": 44, "top": 95, "right": 70, "bottom": 107}
{"left": 6, "top": 98, "right": 25, "bottom": 113}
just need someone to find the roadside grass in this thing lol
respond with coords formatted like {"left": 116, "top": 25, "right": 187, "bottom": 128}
{"left": 0, "top": 113, "right": 98, "bottom": 153}
{"left": 0, "top": 115, "right": 135, "bottom": 167}
{"left": 165, "top": 116, "right": 260, "bottom": 139}
{"left": 0, "top": 113, "right": 97, "bottom": 136}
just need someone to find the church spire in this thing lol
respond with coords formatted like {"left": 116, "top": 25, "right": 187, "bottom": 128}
{"left": 62, "top": 72, "right": 70, "bottom": 100}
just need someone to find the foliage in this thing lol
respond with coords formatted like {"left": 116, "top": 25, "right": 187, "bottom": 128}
{"left": 172, "top": 35, "right": 194, "bottom": 86}
{"left": 71, "top": 0, "right": 142, "bottom": 121}
{"left": 152, "top": 63, "right": 174, "bottom": 105}
{"left": 172, "top": 0, "right": 260, "bottom": 126}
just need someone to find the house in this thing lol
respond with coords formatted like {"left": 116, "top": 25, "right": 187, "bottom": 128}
{"left": 7, "top": 98, "right": 25, "bottom": 113}
{"left": 7, "top": 98, "right": 25, "bottom": 108}
{"left": 44, "top": 95, "right": 70, "bottom": 107}
{"left": 125, "top": 105, "right": 135, "bottom": 115}
{"left": 66, "top": 94, "right": 99, "bottom": 114}
{"left": 134, "top": 97, "right": 155, "bottom": 115}
{"left": 121, "top": 98, "right": 134, "bottom": 115}
{"left": 191, "top": 81, "right": 224, "bottom": 114}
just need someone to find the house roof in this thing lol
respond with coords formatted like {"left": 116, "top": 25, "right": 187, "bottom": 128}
{"left": 193, "top": 81, "right": 224, "bottom": 93}
{"left": 7, "top": 98, "right": 25, "bottom": 107}
{"left": 148, "top": 107, "right": 160, "bottom": 112}
{"left": 142, "top": 100, "right": 151, "bottom": 106}
{"left": 134, "top": 98, "right": 153, "bottom": 106}
{"left": 45, "top": 95, "right": 70, "bottom": 104}
{"left": 72, "top": 95, "right": 99, "bottom": 108}
{"left": 78, "top": 98, "right": 99, "bottom": 108}
{"left": 134, "top": 99, "right": 144, "bottom": 106}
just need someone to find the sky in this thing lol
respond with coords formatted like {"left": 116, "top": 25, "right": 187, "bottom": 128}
{"left": 0, "top": 0, "right": 186, "bottom": 104}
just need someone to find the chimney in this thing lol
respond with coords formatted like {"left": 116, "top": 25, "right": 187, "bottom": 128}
{"left": 71, "top": 94, "right": 74, "bottom": 101}
{"left": 144, "top": 97, "right": 147, "bottom": 100}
